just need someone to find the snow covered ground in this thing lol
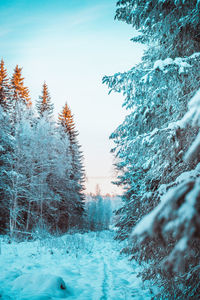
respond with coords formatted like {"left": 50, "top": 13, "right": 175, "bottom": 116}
{"left": 0, "top": 231, "right": 154, "bottom": 299}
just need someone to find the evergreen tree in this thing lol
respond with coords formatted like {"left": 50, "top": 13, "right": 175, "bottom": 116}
{"left": 58, "top": 102, "right": 77, "bottom": 143}
{"left": 36, "top": 82, "right": 54, "bottom": 119}
{"left": 58, "top": 103, "right": 84, "bottom": 178}
{"left": 58, "top": 102, "right": 85, "bottom": 227}
{"left": 10, "top": 65, "right": 31, "bottom": 106}
{"left": 115, "top": 0, "right": 200, "bottom": 60}
{"left": 103, "top": 0, "right": 200, "bottom": 297}
{"left": 0, "top": 59, "right": 10, "bottom": 111}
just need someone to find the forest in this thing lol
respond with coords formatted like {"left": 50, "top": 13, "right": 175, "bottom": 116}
{"left": 0, "top": 63, "right": 85, "bottom": 236}
{"left": 1, "top": 0, "right": 200, "bottom": 299}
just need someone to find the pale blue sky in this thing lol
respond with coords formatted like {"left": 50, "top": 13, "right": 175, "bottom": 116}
{"left": 0, "top": 0, "right": 144, "bottom": 194}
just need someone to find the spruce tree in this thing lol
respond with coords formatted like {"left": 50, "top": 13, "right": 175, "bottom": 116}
{"left": 104, "top": 0, "right": 200, "bottom": 239}
{"left": 10, "top": 65, "right": 31, "bottom": 106}
{"left": 58, "top": 102, "right": 84, "bottom": 179}
{"left": 58, "top": 102, "right": 77, "bottom": 143}
{"left": 0, "top": 59, "right": 10, "bottom": 111}
{"left": 104, "top": 0, "right": 200, "bottom": 297}
{"left": 58, "top": 102, "right": 85, "bottom": 227}
{"left": 36, "top": 82, "right": 54, "bottom": 119}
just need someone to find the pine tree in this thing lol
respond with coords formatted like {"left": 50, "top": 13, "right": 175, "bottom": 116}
{"left": 103, "top": 0, "right": 200, "bottom": 238}
{"left": 58, "top": 102, "right": 85, "bottom": 227}
{"left": 58, "top": 102, "right": 84, "bottom": 179}
{"left": 10, "top": 65, "right": 31, "bottom": 106}
{"left": 115, "top": 0, "right": 200, "bottom": 60}
{"left": 36, "top": 82, "right": 54, "bottom": 119}
{"left": 103, "top": 0, "right": 200, "bottom": 297}
{"left": 0, "top": 59, "right": 10, "bottom": 111}
{"left": 58, "top": 102, "right": 77, "bottom": 143}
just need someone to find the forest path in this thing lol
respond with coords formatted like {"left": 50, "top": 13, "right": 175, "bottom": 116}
{"left": 0, "top": 231, "right": 153, "bottom": 299}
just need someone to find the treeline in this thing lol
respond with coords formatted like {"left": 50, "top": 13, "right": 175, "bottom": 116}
{"left": 104, "top": 1, "right": 200, "bottom": 298}
{"left": 84, "top": 193, "right": 112, "bottom": 231}
{"left": 0, "top": 60, "right": 85, "bottom": 237}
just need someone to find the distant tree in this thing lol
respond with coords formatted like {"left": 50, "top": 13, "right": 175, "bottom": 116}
{"left": 0, "top": 59, "right": 10, "bottom": 111}
{"left": 36, "top": 82, "right": 54, "bottom": 119}
{"left": 95, "top": 184, "right": 101, "bottom": 196}
{"left": 85, "top": 193, "right": 112, "bottom": 231}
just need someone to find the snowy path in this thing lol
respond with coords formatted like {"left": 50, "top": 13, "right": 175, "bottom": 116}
{"left": 0, "top": 231, "right": 153, "bottom": 299}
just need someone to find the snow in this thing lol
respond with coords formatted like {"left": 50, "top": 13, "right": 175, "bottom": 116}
{"left": 132, "top": 163, "right": 200, "bottom": 239}
{"left": 184, "top": 132, "right": 200, "bottom": 162}
{"left": 175, "top": 237, "right": 188, "bottom": 252}
{"left": 12, "top": 273, "right": 68, "bottom": 299}
{"left": 177, "top": 88, "right": 200, "bottom": 162}
{"left": 178, "top": 88, "right": 200, "bottom": 128}
{"left": 153, "top": 58, "right": 173, "bottom": 70}
{"left": 190, "top": 52, "right": 200, "bottom": 59}
{"left": 0, "top": 231, "right": 153, "bottom": 299}
{"left": 178, "top": 178, "right": 200, "bottom": 221}
{"left": 153, "top": 57, "right": 190, "bottom": 74}
{"left": 131, "top": 192, "right": 168, "bottom": 237}
{"left": 174, "top": 164, "right": 200, "bottom": 183}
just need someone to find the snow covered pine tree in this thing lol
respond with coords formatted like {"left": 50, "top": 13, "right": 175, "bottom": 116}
{"left": 58, "top": 102, "right": 85, "bottom": 228}
{"left": 36, "top": 82, "right": 54, "bottom": 119}
{"left": 103, "top": 0, "right": 200, "bottom": 298}
{"left": 0, "top": 59, "right": 11, "bottom": 111}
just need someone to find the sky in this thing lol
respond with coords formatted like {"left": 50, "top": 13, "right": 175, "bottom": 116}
{"left": 0, "top": 0, "right": 144, "bottom": 195}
